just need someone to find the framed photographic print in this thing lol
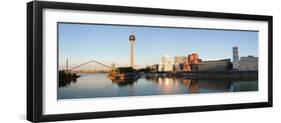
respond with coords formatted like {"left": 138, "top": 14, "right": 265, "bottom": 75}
{"left": 27, "top": 1, "right": 273, "bottom": 122}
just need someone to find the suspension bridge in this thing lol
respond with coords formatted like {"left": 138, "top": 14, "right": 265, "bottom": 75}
{"left": 65, "top": 59, "right": 116, "bottom": 73}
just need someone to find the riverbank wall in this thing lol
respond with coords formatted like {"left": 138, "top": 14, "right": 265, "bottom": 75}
{"left": 152, "top": 71, "right": 258, "bottom": 80}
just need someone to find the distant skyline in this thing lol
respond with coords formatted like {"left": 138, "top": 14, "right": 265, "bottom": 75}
{"left": 58, "top": 23, "right": 258, "bottom": 70}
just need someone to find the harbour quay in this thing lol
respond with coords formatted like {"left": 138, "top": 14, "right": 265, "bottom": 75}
{"left": 156, "top": 70, "right": 258, "bottom": 80}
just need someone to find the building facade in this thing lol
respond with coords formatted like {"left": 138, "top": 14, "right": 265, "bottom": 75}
{"left": 188, "top": 53, "right": 201, "bottom": 64}
{"left": 173, "top": 56, "right": 185, "bottom": 71}
{"left": 233, "top": 46, "right": 239, "bottom": 70}
{"left": 183, "top": 58, "right": 191, "bottom": 71}
{"left": 238, "top": 56, "right": 258, "bottom": 71}
{"left": 198, "top": 59, "right": 232, "bottom": 71}
{"left": 174, "top": 56, "right": 186, "bottom": 64}
{"left": 159, "top": 55, "right": 174, "bottom": 71}
{"left": 183, "top": 53, "right": 202, "bottom": 71}
{"left": 174, "top": 63, "right": 184, "bottom": 71}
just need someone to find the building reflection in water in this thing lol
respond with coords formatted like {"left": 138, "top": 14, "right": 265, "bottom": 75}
{"left": 181, "top": 79, "right": 200, "bottom": 93}
{"left": 60, "top": 74, "right": 257, "bottom": 94}
{"left": 180, "top": 79, "right": 232, "bottom": 93}
{"left": 58, "top": 73, "right": 258, "bottom": 99}
{"left": 144, "top": 76, "right": 236, "bottom": 94}
{"left": 157, "top": 77, "right": 179, "bottom": 94}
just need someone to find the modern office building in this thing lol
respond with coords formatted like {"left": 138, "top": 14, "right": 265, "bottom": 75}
{"left": 129, "top": 32, "right": 136, "bottom": 68}
{"left": 173, "top": 63, "right": 184, "bottom": 71}
{"left": 238, "top": 56, "right": 258, "bottom": 71}
{"left": 159, "top": 55, "right": 174, "bottom": 71}
{"left": 233, "top": 46, "right": 239, "bottom": 70}
{"left": 174, "top": 56, "right": 186, "bottom": 64}
{"left": 197, "top": 59, "right": 232, "bottom": 71}
{"left": 173, "top": 56, "right": 185, "bottom": 71}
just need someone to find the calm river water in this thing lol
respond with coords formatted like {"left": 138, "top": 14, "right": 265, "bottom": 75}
{"left": 58, "top": 73, "right": 258, "bottom": 99}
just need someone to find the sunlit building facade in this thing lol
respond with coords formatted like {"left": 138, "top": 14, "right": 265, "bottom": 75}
{"left": 183, "top": 53, "right": 202, "bottom": 71}
{"left": 188, "top": 53, "right": 201, "bottom": 64}
{"left": 159, "top": 55, "right": 174, "bottom": 71}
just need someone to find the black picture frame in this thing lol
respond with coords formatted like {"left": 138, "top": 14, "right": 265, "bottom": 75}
{"left": 27, "top": 1, "right": 273, "bottom": 122}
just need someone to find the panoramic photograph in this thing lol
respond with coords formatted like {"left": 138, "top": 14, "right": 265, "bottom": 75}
{"left": 58, "top": 22, "right": 259, "bottom": 99}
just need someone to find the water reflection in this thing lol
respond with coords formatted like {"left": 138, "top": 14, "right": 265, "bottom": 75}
{"left": 58, "top": 73, "right": 258, "bottom": 99}
{"left": 155, "top": 77, "right": 180, "bottom": 94}
{"left": 181, "top": 79, "right": 199, "bottom": 93}
{"left": 110, "top": 78, "right": 138, "bottom": 87}
{"left": 59, "top": 78, "right": 77, "bottom": 87}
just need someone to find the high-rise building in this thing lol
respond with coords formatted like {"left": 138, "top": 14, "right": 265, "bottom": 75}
{"left": 129, "top": 32, "right": 135, "bottom": 68}
{"left": 233, "top": 46, "right": 239, "bottom": 70}
{"left": 159, "top": 55, "right": 173, "bottom": 71}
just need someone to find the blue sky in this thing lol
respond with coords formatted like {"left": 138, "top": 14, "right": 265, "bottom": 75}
{"left": 58, "top": 23, "right": 258, "bottom": 70}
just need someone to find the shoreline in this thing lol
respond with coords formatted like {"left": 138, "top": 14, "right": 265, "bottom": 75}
{"left": 71, "top": 70, "right": 258, "bottom": 81}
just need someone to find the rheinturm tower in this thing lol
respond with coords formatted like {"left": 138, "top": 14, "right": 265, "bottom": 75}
{"left": 129, "top": 32, "right": 136, "bottom": 68}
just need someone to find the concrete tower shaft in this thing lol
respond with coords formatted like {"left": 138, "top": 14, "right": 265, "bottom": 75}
{"left": 129, "top": 32, "right": 135, "bottom": 68}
